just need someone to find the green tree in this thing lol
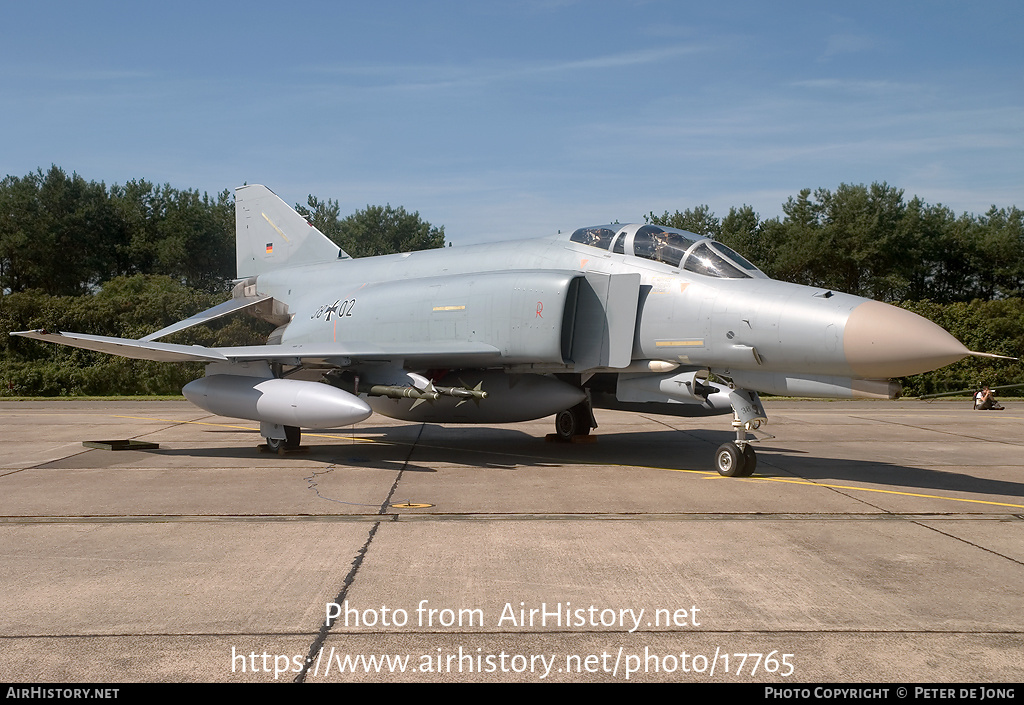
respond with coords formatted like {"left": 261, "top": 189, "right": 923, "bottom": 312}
{"left": 976, "top": 205, "right": 1024, "bottom": 300}
{"left": 152, "top": 187, "right": 234, "bottom": 291}
{"left": 718, "top": 205, "right": 779, "bottom": 273}
{"left": 0, "top": 166, "right": 119, "bottom": 295}
{"left": 646, "top": 205, "right": 721, "bottom": 238}
{"left": 1, "top": 169, "right": 237, "bottom": 295}
{"left": 295, "top": 194, "right": 343, "bottom": 242}
{"left": 768, "top": 188, "right": 822, "bottom": 286}
{"left": 110, "top": 181, "right": 235, "bottom": 291}
{"left": 765, "top": 183, "right": 911, "bottom": 299}
{"left": 297, "top": 197, "right": 445, "bottom": 257}
{"left": 0, "top": 274, "right": 273, "bottom": 395}
{"left": 897, "top": 299, "right": 1024, "bottom": 396}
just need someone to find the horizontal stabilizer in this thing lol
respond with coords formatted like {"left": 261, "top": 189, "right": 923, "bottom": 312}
{"left": 141, "top": 294, "right": 274, "bottom": 341}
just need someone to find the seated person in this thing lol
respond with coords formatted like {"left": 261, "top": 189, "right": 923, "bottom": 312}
{"left": 974, "top": 386, "right": 1004, "bottom": 410}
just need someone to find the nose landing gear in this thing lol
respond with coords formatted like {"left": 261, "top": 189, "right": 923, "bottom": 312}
{"left": 712, "top": 388, "right": 765, "bottom": 477}
{"left": 715, "top": 441, "right": 756, "bottom": 477}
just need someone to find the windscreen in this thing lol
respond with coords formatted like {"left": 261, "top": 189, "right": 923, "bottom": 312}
{"left": 682, "top": 243, "right": 751, "bottom": 278}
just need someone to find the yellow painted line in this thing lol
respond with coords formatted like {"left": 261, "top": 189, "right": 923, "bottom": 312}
{"left": 651, "top": 464, "right": 1024, "bottom": 509}
{"left": 304, "top": 432, "right": 381, "bottom": 444}
{"left": 656, "top": 340, "right": 704, "bottom": 347}
{"left": 432, "top": 305, "right": 466, "bottom": 311}
{"left": 115, "top": 415, "right": 256, "bottom": 431}
{"left": 780, "top": 412, "right": 1024, "bottom": 418}
{"left": 261, "top": 213, "right": 290, "bottom": 242}
{"left": 760, "top": 476, "right": 1024, "bottom": 509}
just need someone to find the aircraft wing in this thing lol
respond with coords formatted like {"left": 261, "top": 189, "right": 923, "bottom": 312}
{"left": 11, "top": 330, "right": 228, "bottom": 362}
{"left": 9, "top": 330, "right": 502, "bottom": 368}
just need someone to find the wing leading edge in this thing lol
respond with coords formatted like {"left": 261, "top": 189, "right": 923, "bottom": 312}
{"left": 9, "top": 329, "right": 502, "bottom": 367}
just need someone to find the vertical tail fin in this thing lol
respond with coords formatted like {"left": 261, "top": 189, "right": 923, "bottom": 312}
{"left": 235, "top": 184, "right": 350, "bottom": 278}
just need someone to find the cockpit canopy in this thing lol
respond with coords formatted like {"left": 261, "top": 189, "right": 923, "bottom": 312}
{"left": 569, "top": 224, "right": 766, "bottom": 279}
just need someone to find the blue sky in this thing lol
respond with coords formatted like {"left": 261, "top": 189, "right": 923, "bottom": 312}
{"left": 2, "top": 1, "right": 1021, "bottom": 245}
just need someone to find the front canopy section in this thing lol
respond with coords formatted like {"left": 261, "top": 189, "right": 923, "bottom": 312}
{"left": 569, "top": 224, "right": 767, "bottom": 279}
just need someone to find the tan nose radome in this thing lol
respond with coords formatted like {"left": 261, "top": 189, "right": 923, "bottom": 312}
{"left": 844, "top": 300, "right": 971, "bottom": 378}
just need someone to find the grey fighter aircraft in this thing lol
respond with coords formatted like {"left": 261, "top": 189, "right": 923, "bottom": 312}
{"left": 11, "top": 185, "right": 994, "bottom": 477}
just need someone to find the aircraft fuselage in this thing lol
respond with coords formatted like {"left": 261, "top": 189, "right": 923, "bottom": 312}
{"left": 254, "top": 229, "right": 966, "bottom": 403}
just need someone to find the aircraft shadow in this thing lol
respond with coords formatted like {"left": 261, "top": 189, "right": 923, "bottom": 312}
{"left": 668, "top": 428, "right": 1024, "bottom": 502}
{"left": 137, "top": 424, "right": 1024, "bottom": 503}
{"left": 150, "top": 444, "right": 438, "bottom": 474}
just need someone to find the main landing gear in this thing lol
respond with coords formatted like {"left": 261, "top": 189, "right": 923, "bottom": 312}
{"left": 264, "top": 425, "right": 301, "bottom": 454}
{"left": 553, "top": 398, "right": 597, "bottom": 441}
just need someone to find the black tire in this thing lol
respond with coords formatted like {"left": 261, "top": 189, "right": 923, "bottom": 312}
{"left": 715, "top": 442, "right": 747, "bottom": 477}
{"left": 555, "top": 402, "right": 593, "bottom": 440}
{"left": 266, "top": 427, "right": 301, "bottom": 454}
{"left": 555, "top": 409, "right": 578, "bottom": 440}
{"left": 740, "top": 444, "right": 757, "bottom": 477}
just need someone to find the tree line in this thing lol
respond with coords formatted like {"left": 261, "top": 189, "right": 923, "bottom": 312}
{"left": 648, "top": 182, "right": 1024, "bottom": 304}
{"left": 0, "top": 166, "right": 445, "bottom": 297}
{"left": 1, "top": 167, "right": 1020, "bottom": 397}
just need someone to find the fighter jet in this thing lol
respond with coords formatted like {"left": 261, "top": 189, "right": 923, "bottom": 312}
{"left": 12, "top": 185, "right": 993, "bottom": 477}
